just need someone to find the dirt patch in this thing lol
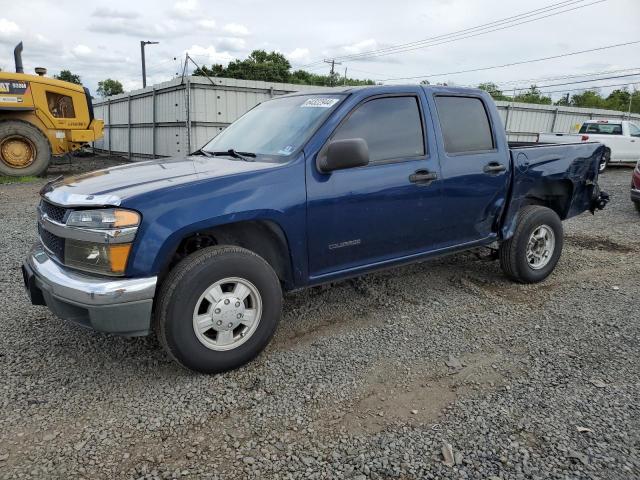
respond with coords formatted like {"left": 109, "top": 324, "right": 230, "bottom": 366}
{"left": 565, "top": 234, "right": 636, "bottom": 253}
{"left": 317, "top": 353, "right": 510, "bottom": 436}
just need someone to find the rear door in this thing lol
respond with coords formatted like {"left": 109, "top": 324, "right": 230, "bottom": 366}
{"left": 430, "top": 94, "right": 510, "bottom": 245}
{"left": 305, "top": 91, "right": 444, "bottom": 279}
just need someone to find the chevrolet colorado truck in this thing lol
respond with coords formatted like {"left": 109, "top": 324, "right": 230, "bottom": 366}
{"left": 23, "top": 85, "right": 609, "bottom": 373}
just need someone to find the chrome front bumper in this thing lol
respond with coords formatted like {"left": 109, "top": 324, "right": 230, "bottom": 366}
{"left": 22, "top": 243, "right": 157, "bottom": 336}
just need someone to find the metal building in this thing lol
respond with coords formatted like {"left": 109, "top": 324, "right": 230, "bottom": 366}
{"left": 93, "top": 78, "right": 640, "bottom": 158}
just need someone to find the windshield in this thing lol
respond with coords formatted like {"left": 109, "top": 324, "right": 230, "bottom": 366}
{"left": 202, "top": 94, "right": 345, "bottom": 159}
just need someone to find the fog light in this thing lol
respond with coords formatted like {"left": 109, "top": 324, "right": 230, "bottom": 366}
{"left": 65, "top": 239, "right": 132, "bottom": 276}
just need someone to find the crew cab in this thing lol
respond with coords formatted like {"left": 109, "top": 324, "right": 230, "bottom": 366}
{"left": 22, "top": 85, "right": 608, "bottom": 373}
{"left": 538, "top": 119, "right": 640, "bottom": 172}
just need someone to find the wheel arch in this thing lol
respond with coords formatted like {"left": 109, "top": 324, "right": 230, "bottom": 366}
{"left": 158, "top": 219, "right": 296, "bottom": 291}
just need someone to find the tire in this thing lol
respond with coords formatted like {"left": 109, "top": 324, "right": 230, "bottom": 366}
{"left": 499, "top": 205, "right": 563, "bottom": 283}
{"left": 634, "top": 201, "right": 640, "bottom": 213}
{"left": 0, "top": 120, "right": 51, "bottom": 177}
{"left": 155, "top": 245, "right": 282, "bottom": 373}
{"left": 599, "top": 148, "right": 610, "bottom": 173}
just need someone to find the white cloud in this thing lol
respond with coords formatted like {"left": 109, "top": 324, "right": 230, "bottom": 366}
{"left": 173, "top": 0, "right": 200, "bottom": 19}
{"left": 72, "top": 44, "right": 92, "bottom": 57}
{"left": 222, "top": 23, "right": 250, "bottom": 36}
{"left": 198, "top": 19, "right": 216, "bottom": 30}
{"left": 0, "top": 18, "right": 20, "bottom": 41}
{"left": 88, "top": 18, "right": 185, "bottom": 38}
{"left": 91, "top": 7, "right": 139, "bottom": 19}
{"left": 186, "top": 44, "right": 235, "bottom": 66}
{"left": 214, "top": 37, "right": 246, "bottom": 52}
{"left": 288, "top": 48, "right": 311, "bottom": 63}
{"left": 341, "top": 38, "right": 378, "bottom": 55}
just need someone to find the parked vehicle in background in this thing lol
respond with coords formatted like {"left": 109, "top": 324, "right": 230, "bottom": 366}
{"left": 23, "top": 85, "right": 609, "bottom": 373}
{"left": 537, "top": 119, "right": 640, "bottom": 172}
{"left": 631, "top": 161, "right": 640, "bottom": 212}
{"left": 0, "top": 43, "right": 103, "bottom": 177}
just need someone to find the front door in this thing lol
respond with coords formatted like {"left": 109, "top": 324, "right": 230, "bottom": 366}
{"left": 306, "top": 93, "right": 443, "bottom": 279}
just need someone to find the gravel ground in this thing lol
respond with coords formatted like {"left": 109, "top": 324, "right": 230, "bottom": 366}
{"left": 0, "top": 156, "right": 638, "bottom": 479}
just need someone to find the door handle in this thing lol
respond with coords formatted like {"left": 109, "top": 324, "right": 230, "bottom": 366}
{"left": 409, "top": 170, "right": 437, "bottom": 184}
{"left": 483, "top": 162, "right": 506, "bottom": 174}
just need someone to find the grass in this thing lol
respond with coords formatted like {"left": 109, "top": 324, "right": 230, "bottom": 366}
{"left": 0, "top": 175, "right": 41, "bottom": 185}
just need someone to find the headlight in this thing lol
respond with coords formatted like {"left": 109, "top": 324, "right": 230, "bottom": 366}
{"left": 65, "top": 240, "right": 132, "bottom": 276}
{"left": 66, "top": 208, "right": 140, "bottom": 229}
{"left": 61, "top": 208, "right": 140, "bottom": 276}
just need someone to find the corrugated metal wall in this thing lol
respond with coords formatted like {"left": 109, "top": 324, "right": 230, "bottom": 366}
{"left": 494, "top": 101, "right": 640, "bottom": 142}
{"left": 93, "top": 76, "right": 330, "bottom": 159}
{"left": 93, "top": 78, "right": 640, "bottom": 158}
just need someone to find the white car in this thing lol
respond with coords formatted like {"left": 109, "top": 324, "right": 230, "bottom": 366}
{"left": 538, "top": 120, "right": 640, "bottom": 172}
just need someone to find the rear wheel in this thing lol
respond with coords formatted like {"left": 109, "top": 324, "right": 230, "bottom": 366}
{"left": 499, "top": 205, "right": 563, "bottom": 283}
{"left": 0, "top": 120, "right": 51, "bottom": 177}
{"left": 599, "top": 148, "right": 610, "bottom": 173}
{"left": 155, "top": 246, "right": 282, "bottom": 373}
{"left": 634, "top": 201, "right": 640, "bottom": 213}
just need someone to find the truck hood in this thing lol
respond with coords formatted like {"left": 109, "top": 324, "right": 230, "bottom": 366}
{"left": 41, "top": 155, "right": 282, "bottom": 206}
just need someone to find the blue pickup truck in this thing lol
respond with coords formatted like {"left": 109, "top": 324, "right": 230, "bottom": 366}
{"left": 23, "top": 85, "right": 608, "bottom": 373}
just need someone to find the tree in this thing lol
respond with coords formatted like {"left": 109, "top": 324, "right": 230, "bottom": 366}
{"left": 192, "top": 49, "right": 375, "bottom": 87}
{"left": 477, "top": 82, "right": 509, "bottom": 101}
{"left": 513, "top": 85, "right": 552, "bottom": 105}
{"left": 97, "top": 79, "right": 124, "bottom": 97}
{"left": 54, "top": 70, "right": 82, "bottom": 85}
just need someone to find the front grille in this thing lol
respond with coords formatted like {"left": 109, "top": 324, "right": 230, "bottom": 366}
{"left": 39, "top": 200, "right": 68, "bottom": 223}
{"left": 38, "top": 224, "right": 65, "bottom": 261}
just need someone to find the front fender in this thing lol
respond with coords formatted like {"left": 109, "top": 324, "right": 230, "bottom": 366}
{"left": 122, "top": 161, "right": 307, "bottom": 282}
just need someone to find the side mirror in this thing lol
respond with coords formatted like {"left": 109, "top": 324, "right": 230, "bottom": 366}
{"left": 317, "top": 138, "right": 369, "bottom": 173}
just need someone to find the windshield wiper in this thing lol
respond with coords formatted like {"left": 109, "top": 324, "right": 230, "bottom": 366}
{"left": 209, "top": 149, "right": 256, "bottom": 162}
{"left": 191, "top": 148, "right": 213, "bottom": 157}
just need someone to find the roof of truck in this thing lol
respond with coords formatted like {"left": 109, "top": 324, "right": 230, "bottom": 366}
{"left": 281, "top": 84, "right": 484, "bottom": 96}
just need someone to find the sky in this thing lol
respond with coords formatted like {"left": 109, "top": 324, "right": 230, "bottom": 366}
{"left": 0, "top": 0, "right": 638, "bottom": 100}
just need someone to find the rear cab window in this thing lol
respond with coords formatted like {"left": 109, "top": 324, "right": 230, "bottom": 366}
{"left": 332, "top": 96, "right": 425, "bottom": 163}
{"left": 579, "top": 122, "right": 622, "bottom": 135}
{"left": 434, "top": 96, "right": 494, "bottom": 154}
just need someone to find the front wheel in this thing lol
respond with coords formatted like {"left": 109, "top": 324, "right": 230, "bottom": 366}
{"left": 499, "top": 206, "right": 563, "bottom": 283}
{"left": 155, "top": 246, "right": 282, "bottom": 373}
{"left": 0, "top": 120, "right": 52, "bottom": 176}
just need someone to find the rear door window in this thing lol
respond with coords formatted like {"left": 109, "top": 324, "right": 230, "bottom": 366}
{"left": 435, "top": 96, "right": 494, "bottom": 154}
{"left": 628, "top": 123, "right": 640, "bottom": 137}
{"left": 332, "top": 96, "right": 425, "bottom": 163}
{"left": 579, "top": 123, "right": 623, "bottom": 135}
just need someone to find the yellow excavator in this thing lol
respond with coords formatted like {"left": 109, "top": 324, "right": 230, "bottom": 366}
{"left": 0, "top": 42, "right": 104, "bottom": 177}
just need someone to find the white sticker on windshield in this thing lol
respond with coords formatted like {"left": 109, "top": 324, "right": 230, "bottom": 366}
{"left": 301, "top": 98, "right": 340, "bottom": 108}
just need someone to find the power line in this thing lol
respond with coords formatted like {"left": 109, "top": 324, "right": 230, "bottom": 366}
{"left": 536, "top": 81, "right": 639, "bottom": 95}
{"left": 503, "top": 72, "right": 640, "bottom": 92}
{"left": 378, "top": 39, "right": 640, "bottom": 82}
{"left": 492, "top": 67, "right": 640, "bottom": 87}
{"left": 296, "top": 0, "right": 605, "bottom": 67}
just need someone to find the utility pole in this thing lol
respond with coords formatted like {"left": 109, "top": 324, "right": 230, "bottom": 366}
{"left": 343, "top": 67, "right": 348, "bottom": 86}
{"left": 628, "top": 84, "right": 634, "bottom": 119}
{"left": 324, "top": 58, "right": 342, "bottom": 86}
{"left": 140, "top": 40, "right": 159, "bottom": 88}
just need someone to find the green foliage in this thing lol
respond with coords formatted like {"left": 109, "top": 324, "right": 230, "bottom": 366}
{"left": 97, "top": 79, "right": 124, "bottom": 98}
{"left": 54, "top": 70, "right": 82, "bottom": 85}
{"left": 0, "top": 175, "right": 39, "bottom": 184}
{"left": 552, "top": 87, "right": 640, "bottom": 113}
{"left": 477, "top": 82, "right": 510, "bottom": 101}
{"left": 513, "top": 85, "right": 552, "bottom": 105}
{"left": 193, "top": 49, "right": 375, "bottom": 87}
